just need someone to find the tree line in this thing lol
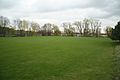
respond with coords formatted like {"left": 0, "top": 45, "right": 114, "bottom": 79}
{"left": 0, "top": 16, "right": 102, "bottom": 37}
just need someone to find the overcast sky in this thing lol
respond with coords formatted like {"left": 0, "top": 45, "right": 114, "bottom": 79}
{"left": 0, "top": 0, "right": 120, "bottom": 28}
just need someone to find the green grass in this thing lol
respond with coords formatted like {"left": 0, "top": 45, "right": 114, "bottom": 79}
{"left": 0, "top": 37, "right": 113, "bottom": 80}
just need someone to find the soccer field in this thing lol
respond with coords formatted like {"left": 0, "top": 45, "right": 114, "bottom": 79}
{"left": 0, "top": 37, "right": 113, "bottom": 80}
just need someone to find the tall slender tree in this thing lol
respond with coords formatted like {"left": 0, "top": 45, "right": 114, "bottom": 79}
{"left": 0, "top": 16, "right": 10, "bottom": 37}
{"left": 83, "top": 18, "right": 90, "bottom": 36}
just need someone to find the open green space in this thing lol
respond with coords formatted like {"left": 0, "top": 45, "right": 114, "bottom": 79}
{"left": 0, "top": 37, "right": 113, "bottom": 80}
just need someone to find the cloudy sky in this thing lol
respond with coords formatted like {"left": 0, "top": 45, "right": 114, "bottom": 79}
{"left": 0, "top": 0, "right": 120, "bottom": 28}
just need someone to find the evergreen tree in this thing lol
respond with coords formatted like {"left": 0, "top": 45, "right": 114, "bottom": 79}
{"left": 111, "top": 21, "right": 120, "bottom": 41}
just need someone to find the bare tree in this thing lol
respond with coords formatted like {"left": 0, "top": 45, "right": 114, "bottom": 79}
{"left": 31, "top": 22, "right": 40, "bottom": 32}
{"left": 62, "top": 22, "right": 75, "bottom": 36}
{"left": 82, "top": 18, "right": 101, "bottom": 37}
{"left": 94, "top": 20, "right": 101, "bottom": 37}
{"left": 105, "top": 26, "right": 112, "bottom": 37}
{"left": 89, "top": 19, "right": 96, "bottom": 36}
{"left": 69, "top": 26, "right": 75, "bottom": 36}
{"left": 73, "top": 21, "right": 82, "bottom": 36}
{"left": 0, "top": 16, "right": 10, "bottom": 37}
{"left": 22, "top": 20, "right": 29, "bottom": 31}
{"left": 52, "top": 24, "right": 61, "bottom": 36}
{"left": 13, "top": 19, "right": 25, "bottom": 36}
{"left": 62, "top": 22, "right": 70, "bottom": 36}
{"left": 41, "top": 23, "right": 52, "bottom": 36}
{"left": 83, "top": 18, "right": 90, "bottom": 36}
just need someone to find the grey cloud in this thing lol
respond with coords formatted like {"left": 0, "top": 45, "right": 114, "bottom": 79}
{"left": 75, "top": 0, "right": 120, "bottom": 17}
{"left": 0, "top": 0, "right": 119, "bottom": 26}
{"left": 34, "top": 0, "right": 120, "bottom": 18}
{"left": 107, "top": 0, "right": 120, "bottom": 16}
{"left": 34, "top": 0, "right": 108, "bottom": 12}
{"left": 82, "top": 0, "right": 120, "bottom": 18}
{"left": 0, "top": 0, "right": 21, "bottom": 9}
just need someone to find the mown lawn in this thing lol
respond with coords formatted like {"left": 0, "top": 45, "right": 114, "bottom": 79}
{"left": 0, "top": 37, "right": 113, "bottom": 80}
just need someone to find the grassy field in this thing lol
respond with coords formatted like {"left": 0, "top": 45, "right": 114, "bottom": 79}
{"left": 0, "top": 37, "right": 113, "bottom": 80}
